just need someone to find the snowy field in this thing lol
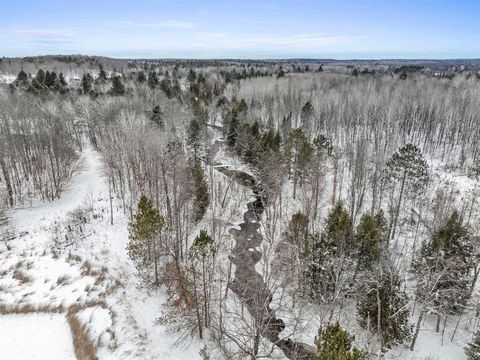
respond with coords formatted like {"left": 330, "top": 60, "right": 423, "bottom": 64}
{"left": 0, "top": 74, "right": 15, "bottom": 84}
{"left": 1, "top": 131, "right": 477, "bottom": 359}
{"left": 0, "top": 313, "right": 75, "bottom": 360}
{"left": 0, "top": 142, "right": 202, "bottom": 359}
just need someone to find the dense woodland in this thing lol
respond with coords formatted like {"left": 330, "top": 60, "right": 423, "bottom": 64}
{"left": 1, "top": 57, "right": 480, "bottom": 359}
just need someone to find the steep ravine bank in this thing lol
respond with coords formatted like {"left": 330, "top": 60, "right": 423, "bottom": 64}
{"left": 214, "top": 165, "right": 315, "bottom": 360}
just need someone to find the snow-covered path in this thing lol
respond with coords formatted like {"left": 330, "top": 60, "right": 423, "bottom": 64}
{"left": 1, "top": 142, "right": 201, "bottom": 359}
{"left": 12, "top": 143, "right": 107, "bottom": 232}
{"left": 0, "top": 313, "right": 76, "bottom": 360}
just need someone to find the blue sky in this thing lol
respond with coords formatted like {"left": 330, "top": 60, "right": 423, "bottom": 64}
{"left": 1, "top": 0, "right": 479, "bottom": 59}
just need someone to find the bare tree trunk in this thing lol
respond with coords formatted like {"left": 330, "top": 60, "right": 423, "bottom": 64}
{"left": 390, "top": 171, "right": 406, "bottom": 243}
{"left": 202, "top": 258, "right": 209, "bottom": 328}
{"left": 293, "top": 169, "right": 298, "bottom": 200}
{"left": 436, "top": 313, "right": 441, "bottom": 333}
{"left": 332, "top": 159, "right": 338, "bottom": 204}
{"left": 109, "top": 175, "right": 114, "bottom": 225}
{"left": 0, "top": 157, "right": 14, "bottom": 207}
{"left": 451, "top": 315, "right": 462, "bottom": 342}
{"left": 410, "top": 308, "right": 424, "bottom": 351}
{"left": 161, "top": 162, "right": 173, "bottom": 225}
{"left": 193, "top": 269, "right": 203, "bottom": 339}
{"left": 441, "top": 316, "right": 448, "bottom": 345}
{"left": 153, "top": 235, "right": 159, "bottom": 286}
{"left": 376, "top": 288, "right": 383, "bottom": 351}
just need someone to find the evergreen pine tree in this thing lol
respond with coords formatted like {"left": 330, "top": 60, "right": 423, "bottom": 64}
{"left": 187, "top": 119, "right": 202, "bottom": 158}
{"left": 15, "top": 70, "right": 29, "bottom": 86}
{"left": 465, "top": 331, "right": 480, "bottom": 360}
{"left": 190, "top": 82, "right": 200, "bottom": 98}
{"left": 98, "top": 66, "right": 108, "bottom": 82}
{"left": 314, "top": 322, "right": 367, "bottom": 360}
{"left": 312, "top": 134, "right": 333, "bottom": 156}
{"left": 414, "top": 210, "right": 473, "bottom": 316}
{"left": 260, "top": 128, "right": 281, "bottom": 154}
{"left": 137, "top": 71, "right": 147, "bottom": 83}
{"left": 109, "top": 75, "right": 126, "bottom": 96}
{"left": 128, "top": 195, "right": 165, "bottom": 285}
{"left": 323, "top": 202, "right": 353, "bottom": 255}
{"left": 54, "top": 73, "right": 68, "bottom": 93}
{"left": 197, "top": 70, "right": 207, "bottom": 83}
{"left": 385, "top": 144, "right": 429, "bottom": 242}
{"left": 239, "top": 122, "right": 261, "bottom": 165}
{"left": 284, "top": 128, "right": 313, "bottom": 199}
{"left": 226, "top": 110, "right": 239, "bottom": 148}
{"left": 191, "top": 161, "right": 209, "bottom": 223}
{"left": 300, "top": 101, "right": 315, "bottom": 133}
{"left": 29, "top": 69, "right": 46, "bottom": 91}
{"left": 81, "top": 73, "right": 93, "bottom": 94}
{"left": 148, "top": 71, "right": 158, "bottom": 89}
{"left": 159, "top": 78, "right": 172, "bottom": 97}
{"left": 171, "top": 78, "right": 181, "bottom": 97}
{"left": 306, "top": 203, "right": 354, "bottom": 301}
{"left": 354, "top": 213, "right": 385, "bottom": 271}
{"left": 357, "top": 267, "right": 412, "bottom": 349}
{"left": 44, "top": 71, "right": 56, "bottom": 88}
{"left": 287, "top": 212, "right": 310, "bottom": 254}
{"left": 58, "top": 72, "right": 67, "bottom": 86}
{"left": 45, "top": 71, "right": 50, "bottom": 85}
{"left": 35, "top": 69, "right": 45, "bottom": 85}
{"left": 191, "top": 230, "right": 215, "bottom": 258}
{"left": 150, "top": 105, "right": 164, "bottom": 129}
{"left": 187, "top": 68, "right": 197, "bottom": 83}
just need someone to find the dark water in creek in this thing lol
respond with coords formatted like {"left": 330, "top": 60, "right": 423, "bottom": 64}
{"left": 215, "top": 165, "right": 314, "bottom": 359}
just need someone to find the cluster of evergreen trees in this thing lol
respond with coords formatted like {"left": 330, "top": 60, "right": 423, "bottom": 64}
{"left": 135, "top": 68, "right": 181, "bottom": 99}
{"left": 220, "top": 67, "right": 270, "bottom": 83}
{"left": 14, "top": 69, "right": 68, "bottom": 93}
{"left": 225, "top": 99, "right": 282, "bottom": 168}
{"left": 81, "top": 68, "right": 125, "bottom": 96}
{"left": 411, "top": 210, "right": 477, "bottom": 350}
{"left": 11, "top": 59, "right": 473, "bottom": 357}
{"left": 285, "top": 198, "right": 477, "bottom": 351}
{"left": 12, "top": 66, "right": 128, "bottom": 97}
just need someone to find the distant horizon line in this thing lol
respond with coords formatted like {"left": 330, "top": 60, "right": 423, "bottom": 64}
{"left": 3, "top": 54, "right": 480, "bottom": 62}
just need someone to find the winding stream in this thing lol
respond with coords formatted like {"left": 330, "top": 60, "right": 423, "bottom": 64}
{"left": 215, "top": 165, "right": 314, "bottom": 359}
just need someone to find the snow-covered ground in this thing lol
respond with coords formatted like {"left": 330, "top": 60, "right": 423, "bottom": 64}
{"left": 0, "top": 73, "right": 15, "bottom": 84}
{"left": 1, "top": 129, "right": 477, "bottom": 359}
{"left": 0, "top": 141, "right": 202, "bottom": 359}
{"left": 247, "top": 146, "right": 479, "bottom": 359}
{"left": 0, "top": 313, "right": 76, "bottom": 359}
{"left": 12, "top": 144, "right": 105, "bottom": 232}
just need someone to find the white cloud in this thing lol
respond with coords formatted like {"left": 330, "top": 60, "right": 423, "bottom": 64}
{"left": 189, "top": 32, "right": 361, "bottom": 52}
{"left": 2, "top": 28, "right": 72, "bottom": 38}
{"left": 0, "top": 22, "right": 362, "bottom": 58}
{"left": 118, "top": 20, "right": 198, "bottom": 30}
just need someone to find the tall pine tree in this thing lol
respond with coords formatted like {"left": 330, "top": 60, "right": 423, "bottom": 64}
{"left": 466, "top": 331, "right": 480, "bottom": 360}
{"left": 128, "top": 195, "right": 165, "bottom": 286}
{"left": 190, "top": 161, "right": 209, "bottom": 223}
{"left": 314, "top": 322, "right": 367, "bottom": 360}
{"left": 385, "top": 144, "right": 429, "bottom": 242}
{"left": 357, "top": 265, "right": 411, "bottom": 349}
